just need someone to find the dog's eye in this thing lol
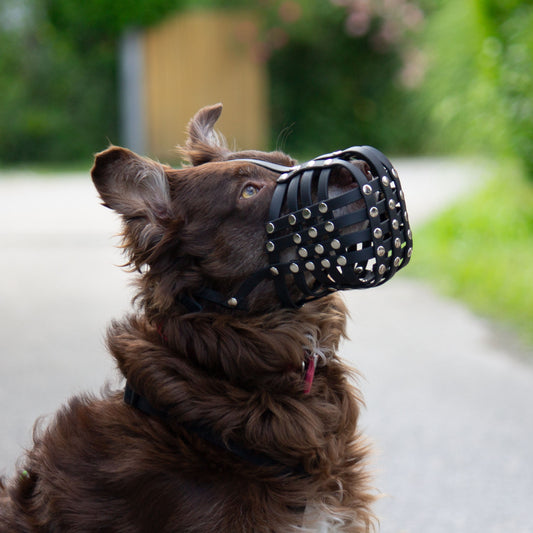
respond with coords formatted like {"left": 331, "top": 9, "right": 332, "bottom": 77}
{"left": 241, "top": 184, "right": 260, "bottom": 199}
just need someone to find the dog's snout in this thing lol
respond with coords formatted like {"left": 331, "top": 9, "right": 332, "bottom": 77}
{"left": 330, "top": 160, "right": 372, "bottom": 190}
{"left": 352, "top": 160, "right": 373, "bottom": 181}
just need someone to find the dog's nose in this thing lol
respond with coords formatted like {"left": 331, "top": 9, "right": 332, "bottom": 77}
{"left": 329, "top": 160, "right": 372, "bottom": 190}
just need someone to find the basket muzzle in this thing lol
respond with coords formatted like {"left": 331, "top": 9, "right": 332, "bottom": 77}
{"left": 187, "top": 145, "right": 412, "bottom": 311}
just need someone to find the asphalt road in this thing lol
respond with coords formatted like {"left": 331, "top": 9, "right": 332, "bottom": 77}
{"left": 1, "top": 159, "right": 532, "bottom": 533}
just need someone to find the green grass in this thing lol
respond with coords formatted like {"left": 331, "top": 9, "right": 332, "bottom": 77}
{"left": 408, "top": 161, "right": 533, "bottom": 348}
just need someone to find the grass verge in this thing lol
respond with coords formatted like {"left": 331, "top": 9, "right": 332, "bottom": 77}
{"left": 408, "top": 160, "right": 533, "bottom": 348}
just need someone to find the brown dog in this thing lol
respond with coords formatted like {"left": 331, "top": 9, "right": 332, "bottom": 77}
{"left": 0, "top": 105, "right": 379, "bottom": 532}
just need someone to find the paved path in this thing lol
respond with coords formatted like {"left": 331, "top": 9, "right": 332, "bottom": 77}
{"left": 1, "top": 160, "right": 532, "bottom": 532}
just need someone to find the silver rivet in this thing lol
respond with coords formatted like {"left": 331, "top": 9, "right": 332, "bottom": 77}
{"left": 266, "top": 241, "right": 275, "bottom": 252}
{"left": 362, "top": 184, "right": 372, "bottom": 195}
{"left": 382, "top": 176, "right": 390, "bottom": 186}
{"left": 391, "top": 167, "right": 399, "bottom": 179}
{"left": 373, "top": 228, "right": 383, "bottom": 239}
{"left": 394, "top": 238, "right": 401, "bottom": 248}
{"left": 392, "top": 219, "right": 399, "bottom": 230}
{"left": 407, "top": 247, "right": 413, "bottom": 257}
{"left": 227, "top": 298, "right": 238, "bottom": 307}
{"left": 325, "top": 221, "right": 335, "bottom": 233}
{"left": 377, "top": 245, "right": 386, "bottom": 257}
{"left": 298, "top": 248, "right": 308, "bottom": 258}
{"left": 308, "top": 227, "right": 318, "bottom": 238}
{"left": 288, "top": 214, "right": 297, "bottom": 225}
{"left": 399, "top": 190, "right": 405, "bottom": 200}
{"left": 293, "top": 233, "right": 302, "bottom": 244}
{"left": 302, "top": 208, "right": 312, "bottom": 219}
{"left": 331, "top": 239, "right": 341, "bottom": 250}
{"left": 388, "top": 199, "right": 396, "bottom": 210}
{"left": 354, "top": 265, "right": 364, "bottom": 274}
{"left": 314, "top": 244, "right": 325, "bottom": 254}
{"left": 266, "top": 222, "right": 275, "bottom": 234}
{"left": 394, "top": 257, "right": 401, "bottom": 267}
{"left": 269, "top": 266, "right": 279, "bottom": 276}
{"left": 289, "top": 263, "right": 300, "bottom": 274}
{"left": 305, "top": 261, "right": 315, "bottom": 271}
{"left": 321, "top": 258, "right": 331, "bottom": 269}
{"left": 378, "top": 264, "right": 387, "bottom": 275}
{"left": 408, "top": 229, "right": 412, "bottom": 239}
{"left": 318, "top": 202, "right": 328, "bottom": 214}
{"left": 337, "top": 256, "right": 347, "bottom": 266}
{"left": 369, "top": 206, "right": 379, "bottom": 218}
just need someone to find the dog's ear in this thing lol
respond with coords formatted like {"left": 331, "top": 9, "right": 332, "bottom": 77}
{"left": 91, "top": 146, "right": 172, "bottom": 259}
{"left": 182, "top": 103, "right": 229, "bottom": 166}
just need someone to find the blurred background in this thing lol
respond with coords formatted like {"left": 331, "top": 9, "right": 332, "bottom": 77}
{"left": 1, "top": 1, "right": 533, "bottom": 532}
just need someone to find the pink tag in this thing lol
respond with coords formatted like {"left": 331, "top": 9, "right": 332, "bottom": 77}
{"left": 303, "top": 354, "right": 318, "bottom": 394}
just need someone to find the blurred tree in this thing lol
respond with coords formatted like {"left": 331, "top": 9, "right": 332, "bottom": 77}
{"left": 0, "top": 0, "right": 428, "bottom": 164}
{"left": 415, "top": 0, "right": 533, "bottom": 179}
{"left": 267, "top": 0, "right": 429, "bottom": 155}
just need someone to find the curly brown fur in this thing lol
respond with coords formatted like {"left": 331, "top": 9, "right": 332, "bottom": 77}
{"left": 0, "top": 104, "right": 377, "bottom": 532}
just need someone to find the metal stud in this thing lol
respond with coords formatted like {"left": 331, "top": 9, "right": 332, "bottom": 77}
{"left": 278, "top": 173, "right": 290, "bottom": 183}
{"left": 302, "top": 208, "right": 312, "bottom": 219}
{"left": 408, "top": 229, "right": 412, "bottom": 240}
{"left": 354, "top": 265, "right": 364, "bottom": 275}
{"left": 288, "top": 214, "right": 297, "bottom": 225}
{"left": 394, "top": 238, "right": 401, "bottom": 248}
{"left": 381, "top": 176, "right": 390, "bottom": 187}
{"left": 266, "top": 241, "right": 275, "bottom": 252}
{"left": 362, "top": 184, "right": 372, "bottom": 196}
{"left": 266, "top": 222, "right": 275, "bottom": 234}
{"left": 269, "top": 266, "right": 279, "bottom": 276}
{"left": 321, "top": 259, "right": 331, "bottom": 269}
{"left": 318, "top": 202, "right": 328, "bottom": 214}
{"left": 388, "top": 199, "right": 396, "bottom": 210}
{"left": 392, "top": 219, "right": 399, "bottom": 230}
{"left": 227, "top": 298, "right": 238, "bottom": 307}
{"left": 378, "top": 264, "right": 387, "bottom": 275}
{"left": 369, "top": 206, "right": 379, "bottom": 218}
{"left": 325, "top": 221, "right": 335, "bottom": 233}
{"left": 289, "top": 263, "right": 300, "bottom": 274}
{"left": 308, "top": 227, "right": 318, "bottom": 238}
{"left": 377, "top": 245, "right": 386, "bottom": 257}
{"left": 391, "top": 167, "right": 399, "bottom": 179}
{"left": 399, "top": 190, "right": 405, "bottom": 200}
{"left": 394, "top": 257, "right": 401, "bottom": 267}
{"left": 314, "top": 244, "right": 325, "bottom": 255}
{"left": 407, "top": 247, "right": 413, "bottom": 257}
{"left": 293, "top": 233, "right": 302, "bottom": 244}
{"left": 305, "top": 261, "right": 315, "bottom": 271}
{"left": 337, "top": 256, "right": 347, "bottom": 266}
{"left": 331, "top": 239, "right": 341, "bottom": 250}
{"left": 373, "top": 228, "right": 383, "bottom": 239}
{"left": 298, "top": 248, "right": 308, "bottom": 258}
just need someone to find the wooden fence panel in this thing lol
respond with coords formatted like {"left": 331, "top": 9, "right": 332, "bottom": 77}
{"left": 143, "top": 10, "right": 268, "bottom": 160}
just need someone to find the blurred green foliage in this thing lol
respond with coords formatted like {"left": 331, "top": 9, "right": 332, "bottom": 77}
{"left": 409, "top": 161, "right": 533, "bottom": 345}
{"left": 0, "top": 0, "right": 426, "bottom": 164}
{"left": 417, "top": 0, "right": 533, "bottom": 178}
{"left": 2, "top": 0, "right": 533, "bottom": 179}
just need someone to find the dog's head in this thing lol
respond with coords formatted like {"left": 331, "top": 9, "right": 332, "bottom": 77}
{"left": 92, "top": 104, "right": 411, "bottom": 319}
